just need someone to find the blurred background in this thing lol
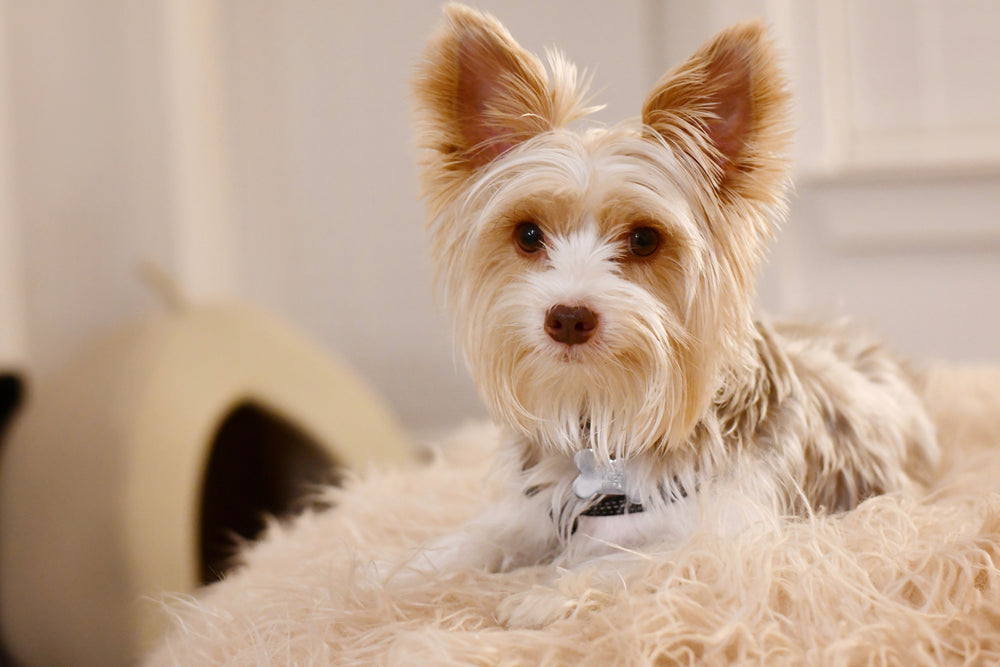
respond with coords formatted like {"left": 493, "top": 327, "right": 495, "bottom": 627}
{"left": 0, "top": 0, "right": 998, "bottom": 437}
{"left": 0, "top": 1, "right": 998, "bottom": 664}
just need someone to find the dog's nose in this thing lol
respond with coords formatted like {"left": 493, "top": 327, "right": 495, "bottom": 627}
{"left": 544, "top": 305, "right": 598, "bottom": 346}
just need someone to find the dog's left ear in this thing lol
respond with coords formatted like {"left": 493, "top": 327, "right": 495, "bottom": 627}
{"left": 642, "top": 21, "right": 790, "bottom": 203}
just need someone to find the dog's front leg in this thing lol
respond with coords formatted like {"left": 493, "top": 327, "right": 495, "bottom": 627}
{"left": 378, "top": 490, "right": 559, "bottom": 585}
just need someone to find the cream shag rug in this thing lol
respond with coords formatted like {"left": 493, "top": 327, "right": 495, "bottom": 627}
{"left": 146, "top": 366, "right": 1000, "bottom": 666}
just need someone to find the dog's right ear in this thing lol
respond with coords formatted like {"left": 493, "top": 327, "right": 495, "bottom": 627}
{"left": 413, "top": 4, "right": 587, "bottom": 197}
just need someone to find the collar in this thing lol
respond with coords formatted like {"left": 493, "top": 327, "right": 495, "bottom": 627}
{"left": 580, "top": 494, "right": 645, "bottom": 516}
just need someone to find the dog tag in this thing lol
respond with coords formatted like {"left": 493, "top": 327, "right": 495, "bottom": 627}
{"left": 572, "top": 448, "right": 627, "bottom": 499}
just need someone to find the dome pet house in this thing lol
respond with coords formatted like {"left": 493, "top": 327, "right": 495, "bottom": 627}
{"left": 141, "top": 365, "right": 1000, "bottom": 666}
{"left": 0, "top": 302, "right": 412, "bottom": 666}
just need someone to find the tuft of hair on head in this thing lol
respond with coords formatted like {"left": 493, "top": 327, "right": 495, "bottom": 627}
{"left": 411, "top": 3, "right": 594, "bottom": 214}
{"left": 641, "top": 20, "right": 792, "bottom": 220}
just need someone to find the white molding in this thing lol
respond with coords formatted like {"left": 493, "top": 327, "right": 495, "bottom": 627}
{"left": 161, "top": 0, "right": 235, "bottom": 301}
{"left": 783, "top": 0, "right": 1000, "bottom": 180}
{"left": 810, "top": 174, "right": 1000, "bottom": 251}
{"left": 0, "top": 0, "right": 27, "bottom": 368}
{"left": 813, "top": 0, "right": 853, "bottom": 174}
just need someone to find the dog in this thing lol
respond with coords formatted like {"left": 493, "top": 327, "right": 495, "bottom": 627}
{"left": 396, "top": 4, "right": 940, "bottom": 574}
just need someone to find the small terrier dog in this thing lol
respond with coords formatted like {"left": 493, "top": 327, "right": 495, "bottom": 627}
{"left": 402, "top": 4, "right": 939, "bottom": 572}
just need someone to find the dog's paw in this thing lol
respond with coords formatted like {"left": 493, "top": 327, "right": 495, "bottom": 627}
{"left": 497, "top": 561, "right": 630, "bottom": 628}
{"left": 496, "top": 586, "right": 577, "bottom": 629}
{"left": 497, "top": 580, "right": 617, "bottom": 629}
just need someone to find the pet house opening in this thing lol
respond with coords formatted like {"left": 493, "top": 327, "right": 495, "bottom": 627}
{"left": 0, "top": 373, "right": 23, "bottom": 441}
{"left": 199, "top": 400, "right": 341, "bottom": 584}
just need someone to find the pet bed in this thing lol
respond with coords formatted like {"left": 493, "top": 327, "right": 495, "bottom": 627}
{"left": 145, "top": 364, "right": 1000, "bottom": 666}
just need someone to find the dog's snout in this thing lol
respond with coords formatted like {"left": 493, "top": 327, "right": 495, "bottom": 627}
{"left": 545, "top": 305, "right": 598, "bottom": 346}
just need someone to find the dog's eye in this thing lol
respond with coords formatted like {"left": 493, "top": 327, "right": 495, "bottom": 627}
{"left": 514, "top": 221, "right": 545, "bottom": 254}
{"left": 628, "top": 226, "right": 660, "bottom": 257}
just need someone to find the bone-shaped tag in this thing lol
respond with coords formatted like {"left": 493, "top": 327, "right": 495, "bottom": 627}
{"left": 572, "top": 448, "right": 627, "bottom": 499}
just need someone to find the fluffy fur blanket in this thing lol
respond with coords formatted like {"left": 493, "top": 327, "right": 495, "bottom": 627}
{"left": 146, "top": 366, "right": 1000, "bottom": 666}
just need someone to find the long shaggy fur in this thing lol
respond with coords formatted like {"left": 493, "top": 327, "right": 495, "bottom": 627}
{"left": 144, "top": 366, "right": 1000, "bottom": 666}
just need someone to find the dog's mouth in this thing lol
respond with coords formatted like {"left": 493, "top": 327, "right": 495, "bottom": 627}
{"left": 537, "top": 328, "right": 632, "bottom": 372}
{"left": 555, "top": 345, "right": 592, "bottom": 364}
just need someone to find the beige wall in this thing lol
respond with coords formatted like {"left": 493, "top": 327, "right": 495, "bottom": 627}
{"left": 0, "top": 0, "right": 998, "bottom": 434}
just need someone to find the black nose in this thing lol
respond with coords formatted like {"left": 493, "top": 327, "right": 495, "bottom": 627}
{"left": 544, "top": 305, "right": 598, "bottom": 346}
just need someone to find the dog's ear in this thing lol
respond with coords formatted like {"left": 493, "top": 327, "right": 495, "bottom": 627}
{"left": 414, "top": 5, "right": 586, "bottom": 182}
{"left": 641, "top": 21, "right": 790, "bottom": 203}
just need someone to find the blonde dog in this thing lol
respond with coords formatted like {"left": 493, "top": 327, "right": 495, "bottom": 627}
{"left": 396, "top": 4, "right": 939, "bottom": 574}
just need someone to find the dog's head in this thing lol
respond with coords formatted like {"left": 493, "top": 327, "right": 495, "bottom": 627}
{"left": 413, "top": 4, "right": 791, "bottom": 460}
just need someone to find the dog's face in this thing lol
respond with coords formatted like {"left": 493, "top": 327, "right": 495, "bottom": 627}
{"left": 414, "top": 5, "right": 791, "bottom": 461}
